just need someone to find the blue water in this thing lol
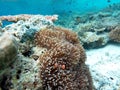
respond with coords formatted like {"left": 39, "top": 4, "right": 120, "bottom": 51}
{"left": 0, "top": 0, "right": 120, "bottom": 15}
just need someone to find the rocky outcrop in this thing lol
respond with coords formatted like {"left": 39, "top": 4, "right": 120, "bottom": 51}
{"left": 0, "top": 32, "right": 18, "bottom": 70}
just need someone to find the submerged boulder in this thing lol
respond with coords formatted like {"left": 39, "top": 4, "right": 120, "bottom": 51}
{"left": 109, "top": 26, "right": 120, "bottom": 43}
{"left": 0, "top": 32, "right": 18, "bottom": 70}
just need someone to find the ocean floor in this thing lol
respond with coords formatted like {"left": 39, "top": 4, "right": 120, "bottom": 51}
{"left": 86, "top": 44, "right": 120, "bottom": 90}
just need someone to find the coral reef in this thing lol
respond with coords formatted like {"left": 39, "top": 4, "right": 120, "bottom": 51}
{"left": 0, "top": 32, "right": 18, "bottom": 70}
{"left": 109, "top": 26, "right": 120, "bottom": 43}
{"left": 0, "top": 54, "right": 42, "bottom": 90}
{"left": 35, "top": 27, "right": 93, "bottom": 90}
{"left": 0, "top": 14, "right": 58, "bottom": 23}
{"left": 103, "top": 3, "right": 120, "bottom": 12}
{"left": 0, "top": 15, "right": 58, "bottom": 90}
{"left": 0, "top": 14, "right": 32, "bottom": 22}
{"left": 2, "top": 15, "right": 55, "bottom": 42}
{"left": 55, "top": 7, "right": 120, "bottom": 48}
{"left": 0, "top": 7, "right": 120, "bottom": 89}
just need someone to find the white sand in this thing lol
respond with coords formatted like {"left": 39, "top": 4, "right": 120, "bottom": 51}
{"left": 86, "top": 44, "right": 120, "bottom": 90}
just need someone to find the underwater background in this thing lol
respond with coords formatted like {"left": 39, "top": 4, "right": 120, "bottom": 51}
{"left": 0, "top": 0, "right": 120, "bottom": 90}
{"left": 0, "top": 0, "right": 120, "bottom": 15}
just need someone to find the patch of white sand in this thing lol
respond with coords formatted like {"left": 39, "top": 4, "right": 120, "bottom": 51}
{"left": 86, "top": 44, "right": 120, "bottom": 90}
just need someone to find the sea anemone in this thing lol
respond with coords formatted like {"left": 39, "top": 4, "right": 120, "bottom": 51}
{"left": 34, "top": 27, "right": 79, "bottom": 49}
{"left": 35, "top": 26, "right": 93, "bottom": 90}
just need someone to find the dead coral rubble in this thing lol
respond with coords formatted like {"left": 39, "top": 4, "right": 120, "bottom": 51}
{"left": 109, "top": 26, "right": 120, "bottom": 43}
{"left": 35, "top": 26, "right": 93, "bottom": 90}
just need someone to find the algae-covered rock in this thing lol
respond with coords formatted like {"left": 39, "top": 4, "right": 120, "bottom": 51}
{"left": 109, "top": 26, "right": 120, "bottom": 43}
{"left": 0, "top": 33, "right": 18, "bottom": 70}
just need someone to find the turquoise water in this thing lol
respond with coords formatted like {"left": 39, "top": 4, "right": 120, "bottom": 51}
{"left": 0, "top": 0, "right": 120, "bottom": 15}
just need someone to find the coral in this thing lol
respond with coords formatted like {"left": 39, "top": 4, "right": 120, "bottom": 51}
{"left": 0, "top": 15, "right": 58, "bottom": 90}
{"left": 45, "top": 15, "right": 58, "bottom": 22}
{"left": 1, "top": 14, "right": 58, "bottom": 43}
{"left": 0, "top": 14, "right": 32, "bottom": 22}
{"left": 109, "top": 27, "right": 120, "bottom": 42}
{"left": 0, "top": 14, "right": 58, "bottom": 23}
{"left": 35, "top": 26, "right": 93, "bottom": 90}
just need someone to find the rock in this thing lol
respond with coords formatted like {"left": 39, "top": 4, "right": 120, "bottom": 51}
{"left": 98, "top": 12, "right": 111, "bottom": 18}
{"left": 0, "top": 32, "right": 18, "bottom": 70}
{"left": 0, "top": 27, "right": 3, "bottom": 36}
{"left": 79, "top": 32, "right": 109, "bottom": 48}
{"left": 109, "top": 26, "right": 120, "bottom": 43}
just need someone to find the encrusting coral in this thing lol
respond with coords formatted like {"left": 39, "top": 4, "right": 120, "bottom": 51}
{"left": 35, "top": 26, "right": 93, "bottom": 90}
{"left": 109, "top": 26, "right": 120, "bottom": 43}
